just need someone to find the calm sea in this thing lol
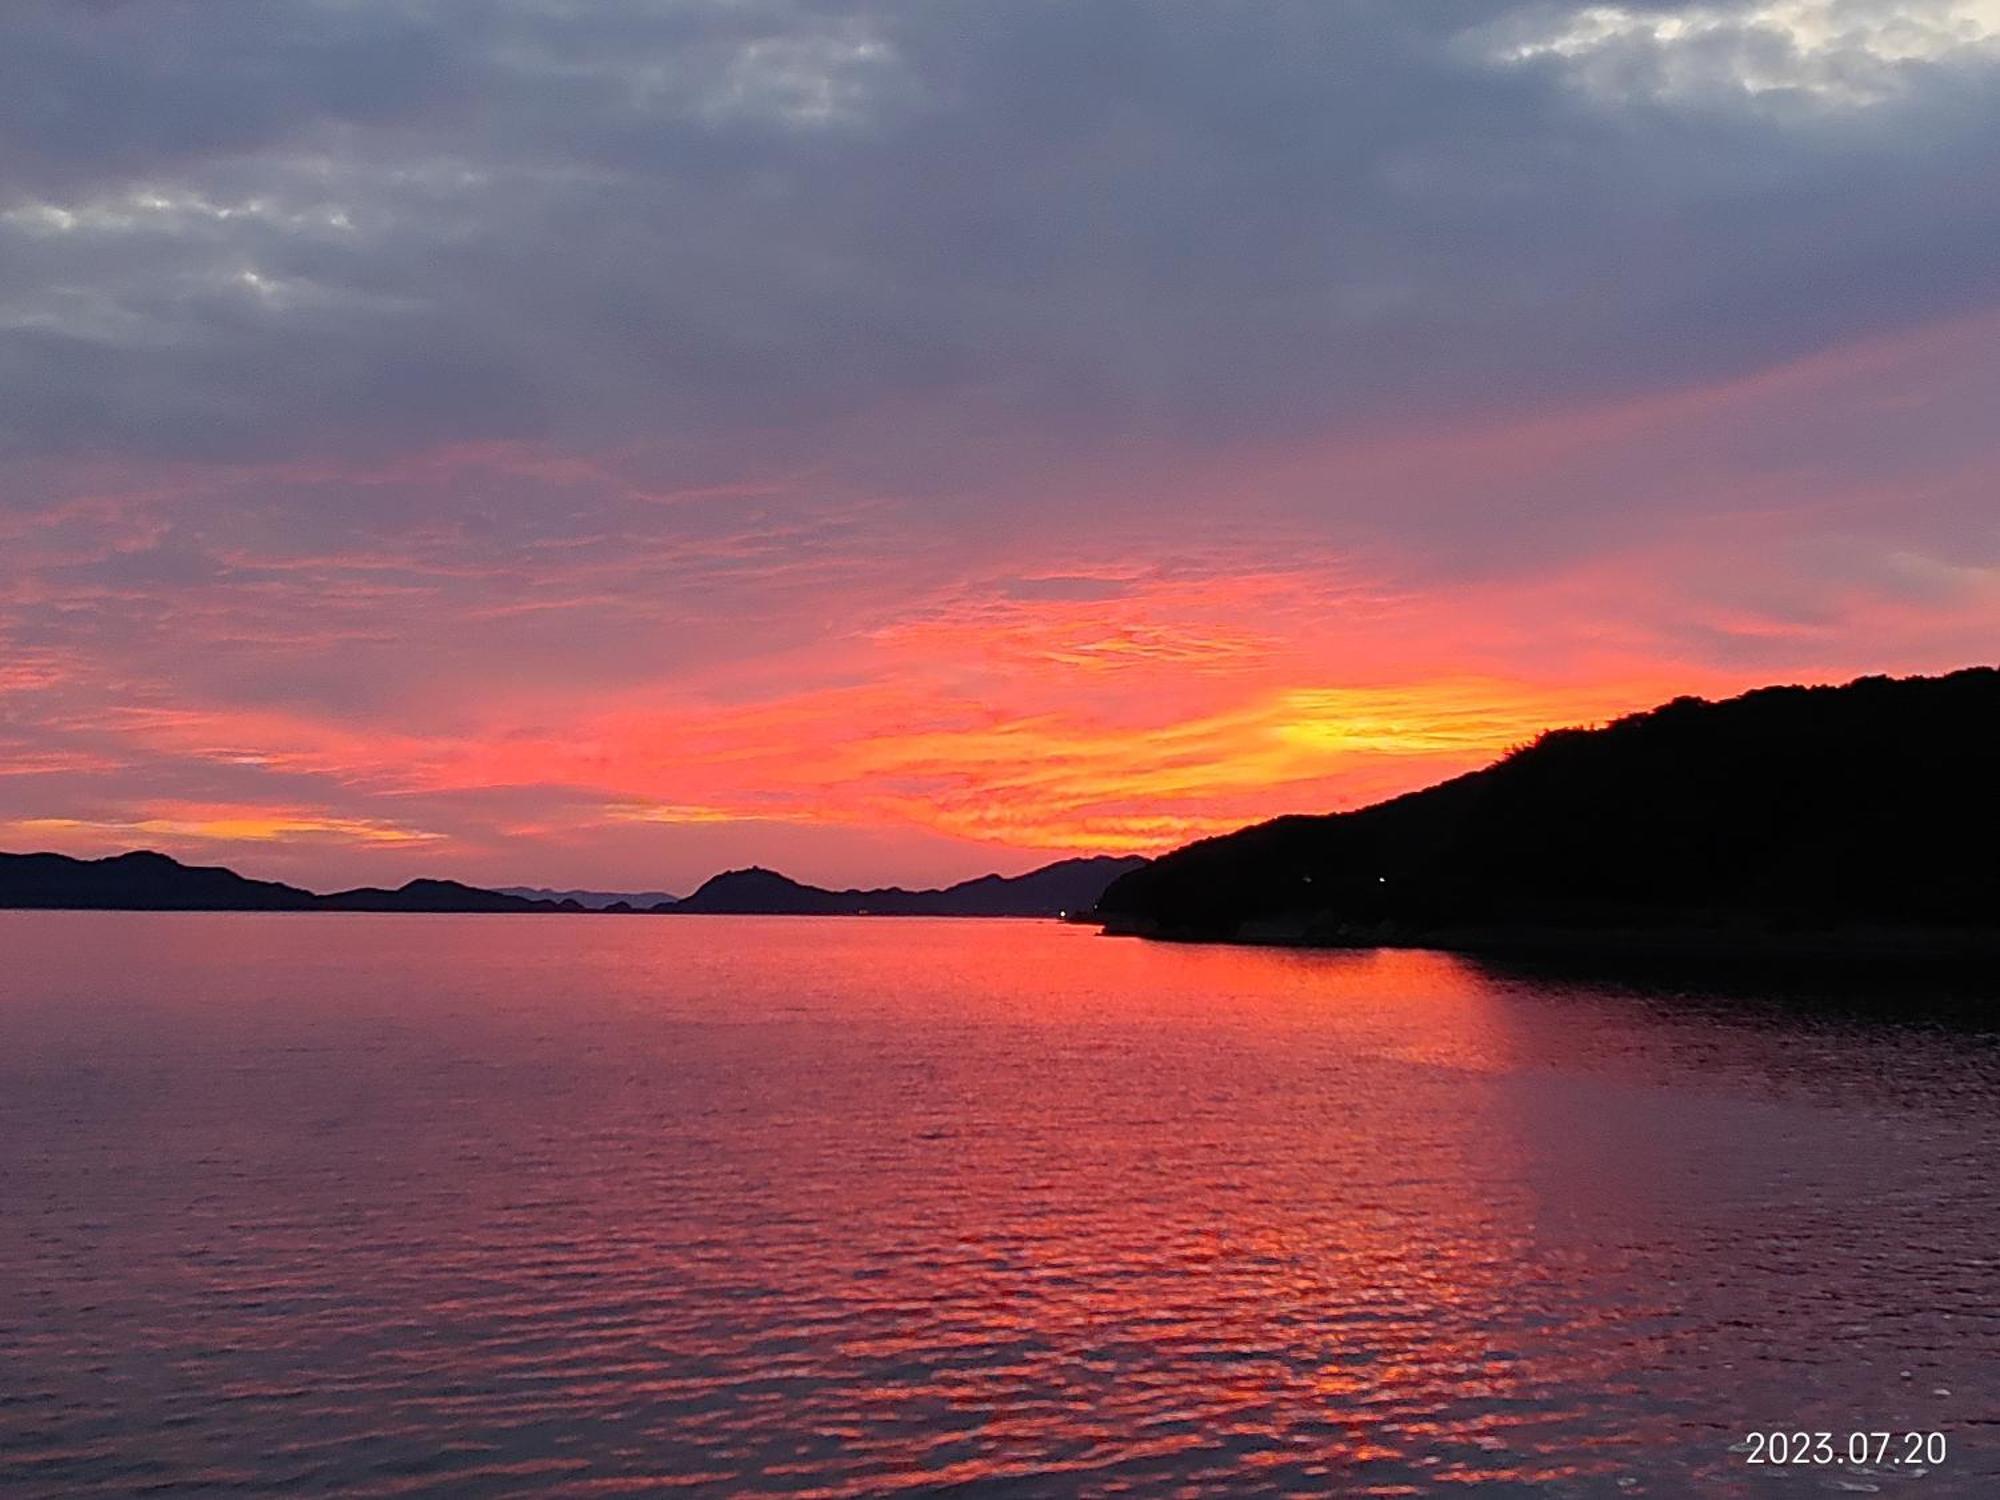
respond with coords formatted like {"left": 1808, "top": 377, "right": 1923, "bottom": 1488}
{"left": 1, "top": 912, "right": 1994, "bottom": 1497}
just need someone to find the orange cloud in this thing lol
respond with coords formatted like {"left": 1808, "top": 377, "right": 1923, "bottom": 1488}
{"left": 5, "top": 307, "right": 1996, "bottom": 887}
{"left": 66, "top": 600, "right": 1707, "bottom": 860}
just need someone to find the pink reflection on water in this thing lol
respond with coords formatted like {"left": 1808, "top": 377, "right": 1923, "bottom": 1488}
{"left": 0, "top": 913, "right": 1995, "bottom": 1496}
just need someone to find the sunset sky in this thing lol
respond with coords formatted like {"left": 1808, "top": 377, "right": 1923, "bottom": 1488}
{"left": 3, "top": 0, "right": 1997, "bottom": 892}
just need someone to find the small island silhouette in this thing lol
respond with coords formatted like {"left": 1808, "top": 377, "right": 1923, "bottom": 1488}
{"left": 1093, "top": 666, "right": 1998, "bottom": 965}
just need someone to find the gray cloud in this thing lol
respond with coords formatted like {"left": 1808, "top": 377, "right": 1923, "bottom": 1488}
{"left": 1, "top": 0, "right": 1995, "bottom": 470}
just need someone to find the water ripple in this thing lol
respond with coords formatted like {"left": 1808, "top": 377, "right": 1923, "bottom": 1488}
{"left": 1, "top": 913, "right": 1996, "bottom": 1497}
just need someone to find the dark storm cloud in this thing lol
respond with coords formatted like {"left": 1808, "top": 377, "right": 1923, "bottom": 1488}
{"left": 0, "top": 0, "right": 1996, "bottom": 468}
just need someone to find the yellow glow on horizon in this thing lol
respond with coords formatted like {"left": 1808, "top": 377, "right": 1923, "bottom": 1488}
{"left": 15, "top": 665, "right": 1714, "bottom": 868}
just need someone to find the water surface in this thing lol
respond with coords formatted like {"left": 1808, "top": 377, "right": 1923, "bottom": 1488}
{"left": 1, "top": 913, "right": 1995, "bottom": 1496}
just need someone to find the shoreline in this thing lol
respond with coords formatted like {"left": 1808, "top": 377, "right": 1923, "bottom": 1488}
{"left": 1096, "top": 914, "right": 2000, "bottom": 978}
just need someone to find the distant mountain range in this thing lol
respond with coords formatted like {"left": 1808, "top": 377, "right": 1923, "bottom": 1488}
{"left": 671, "top": 857, "right": 1146, "bottom": 916}
{"left": 1095, "top": 667, "right": 2000, "bottom": 956}
{"left": 496, "top": 886, "right": 682, "bottom": 910}
{"left": 0, "top": 849, "right": 1144, "bottom": 918}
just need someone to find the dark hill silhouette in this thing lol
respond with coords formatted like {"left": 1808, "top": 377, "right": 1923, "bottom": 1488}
{"left": 317, "top": 879, "right": 574, "bottom": 913}
{"left": 674, "top": 867, "right": 850, "bottom": 914}
{"left": 673, "top": 856, "right": 1147, "bottom": 916}
{"left": 1095, "top": 668, "right": 2000, "bottom": 953}
{"left": 0, "top": 849, "right": 321, "bottom": 910}
{"left": 0, "top": 852, "right": 577, "bottom": 913}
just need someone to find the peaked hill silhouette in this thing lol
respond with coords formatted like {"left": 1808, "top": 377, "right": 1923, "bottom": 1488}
{"left": 0, "top": 849, "right": 321, "bottom": 910}
{"left": 1095, "top": 668, "right": 1999, "bottom": 952}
